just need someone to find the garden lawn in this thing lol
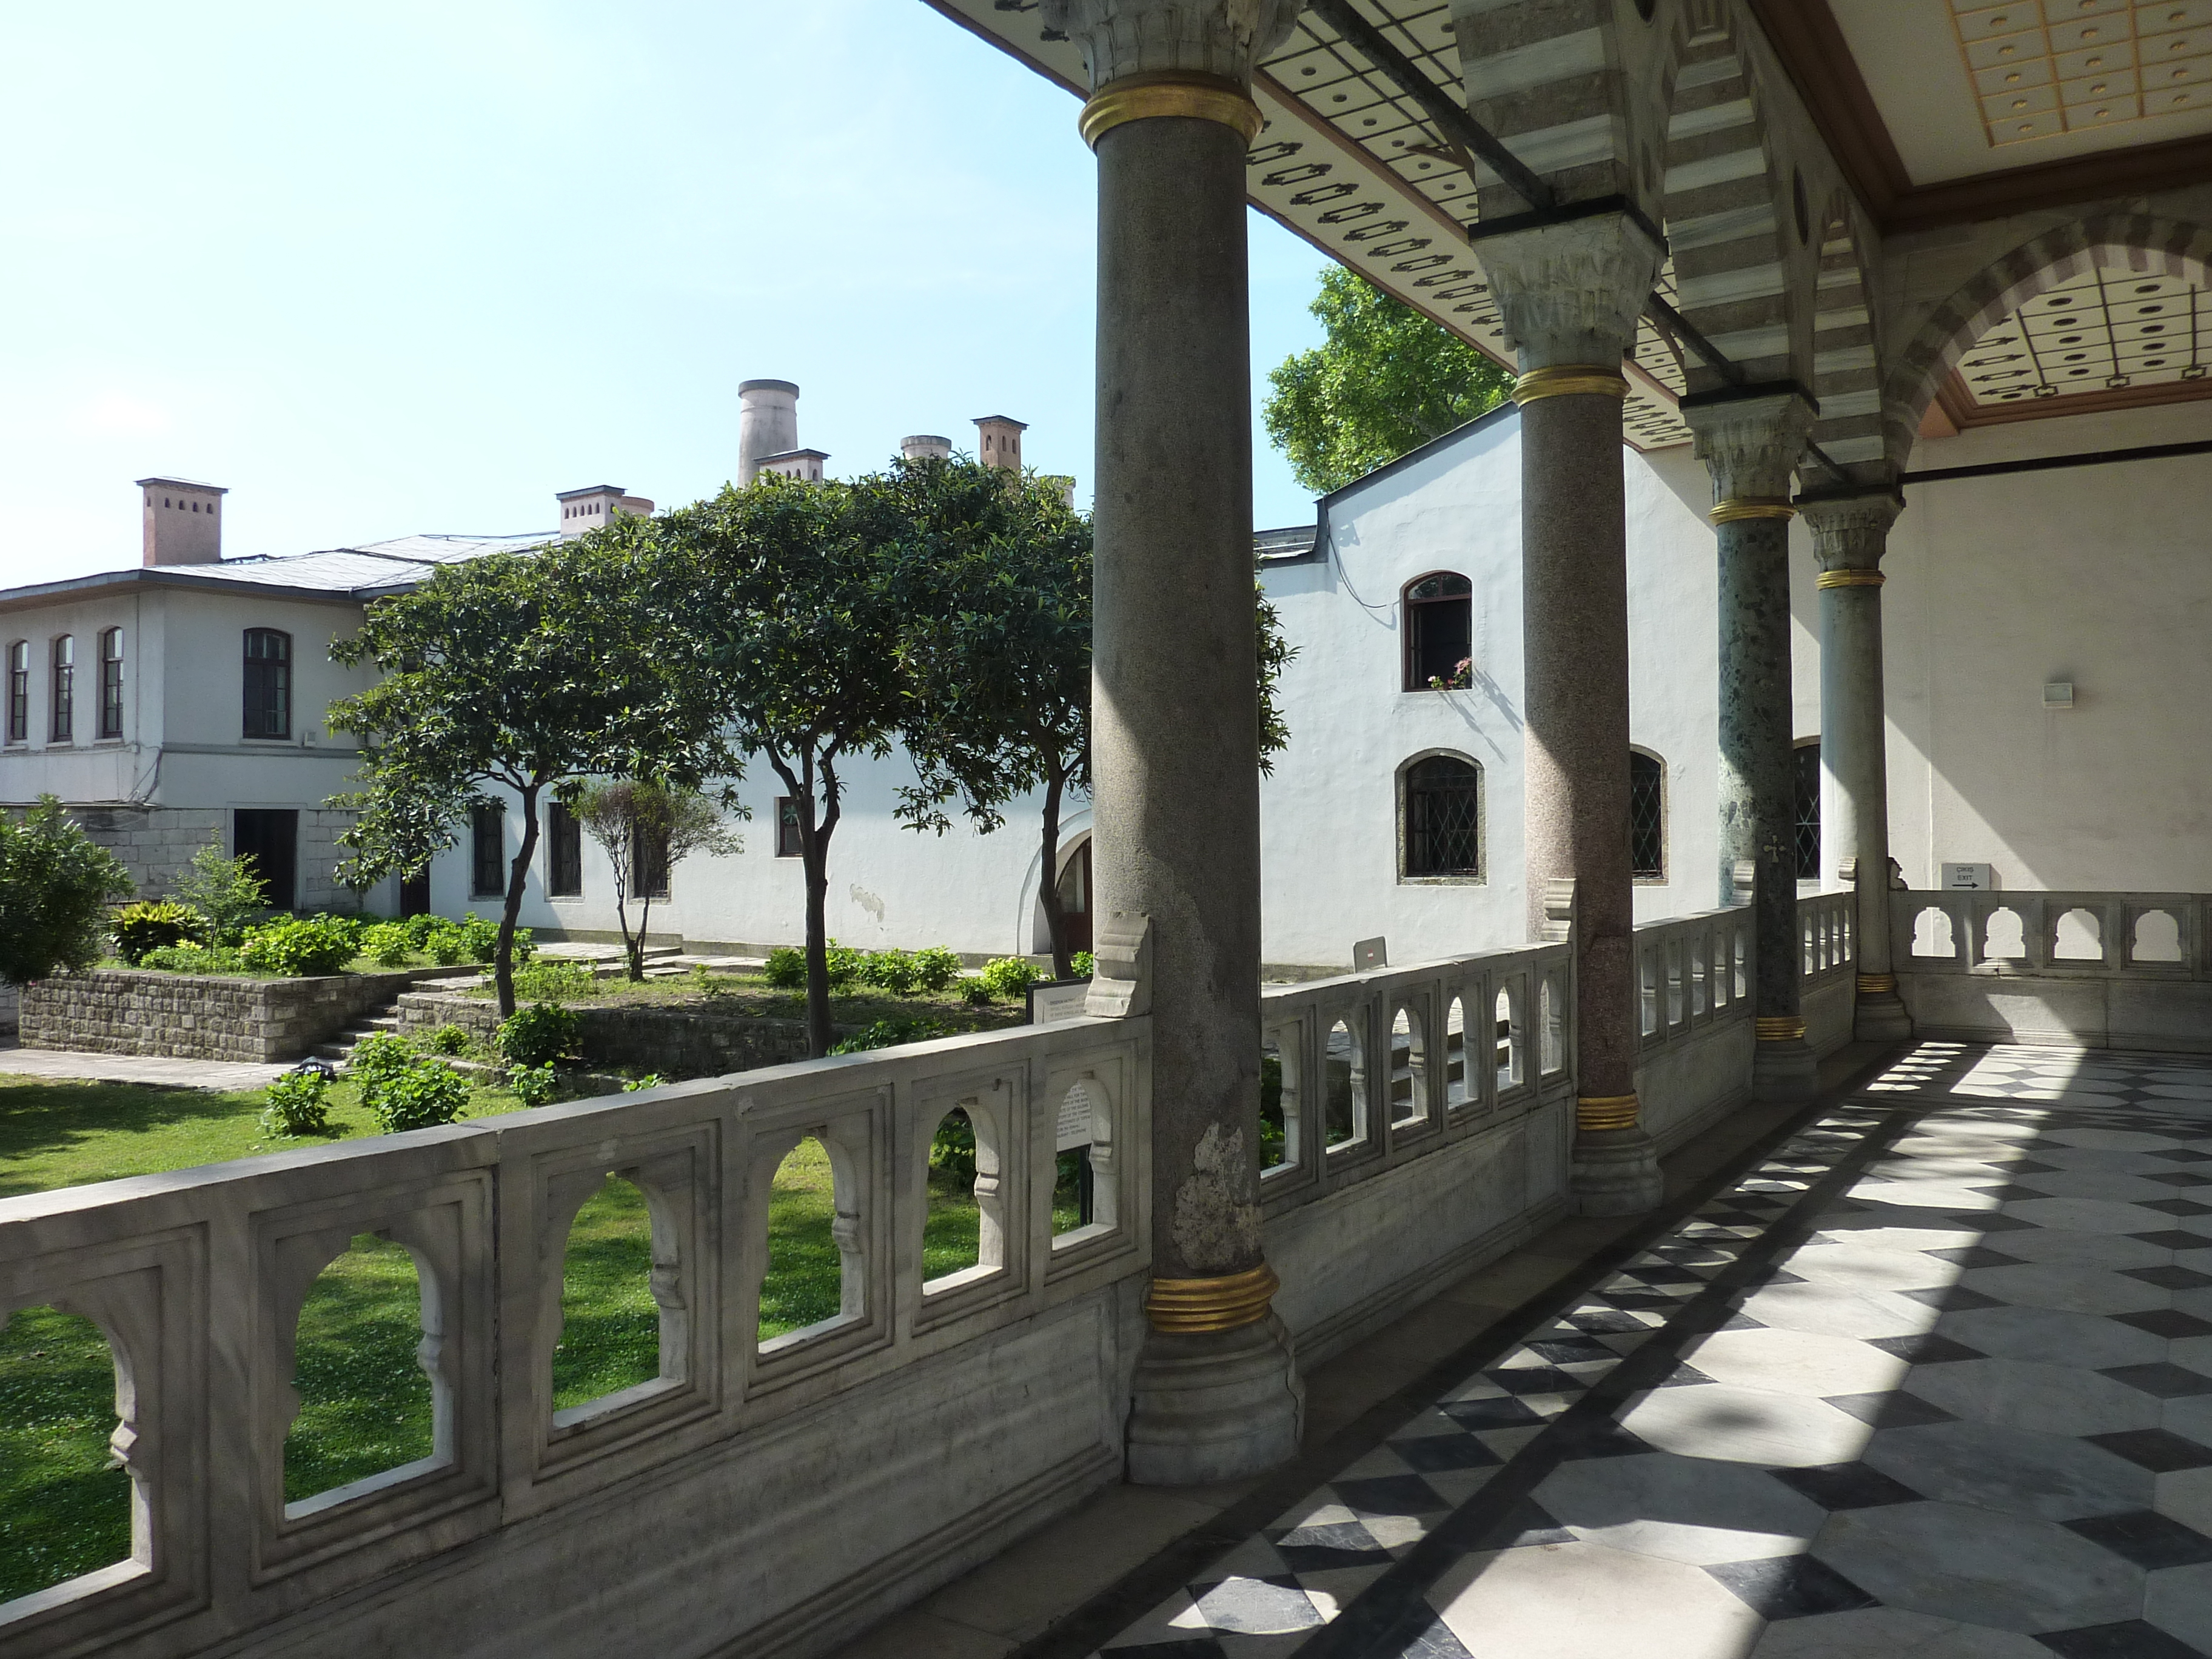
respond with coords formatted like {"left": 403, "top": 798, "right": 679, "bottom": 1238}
{"left": 464, "top": 966, "right": 1033, "bottom": 1038}
{"left": 0, "top": 1070, "right": 984, "bottom": 1604}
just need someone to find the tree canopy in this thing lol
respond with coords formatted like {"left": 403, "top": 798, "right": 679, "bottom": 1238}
{"left": 1263, "top": 266, "right": 1513, "bottom": 494}
{"left": 328, "top": 533, "right": 718, "bottom": 1016}
{"left": 570, "top": 779, "right": 740, "bottom": 982}
{"left": 0, "top": 797, "right": 135, "bottom": 986}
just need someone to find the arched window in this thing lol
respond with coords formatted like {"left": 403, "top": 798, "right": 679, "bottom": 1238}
{"left": 243, "top": 628, "right": 291, "bottom": 740}
{"left": 1400, "top": 754, "right": 1483, "bottom": 880}
{"left": 1402, "top": 572, "right": 1472, "bottom": 691}
{"left": 1794, "top": 739, "right": 1821, "bottom": 881}
{"left": 98, "top": 628, "right": 125, "bottom": 740}
{"left": 50, "top": 635, "right": 73, "bottom": 743}
{"left": 1629, "top": 749, "right": 1665, "bottom": 880}
{"left": 5, "top": 641, "right": 26, "bottom": 743}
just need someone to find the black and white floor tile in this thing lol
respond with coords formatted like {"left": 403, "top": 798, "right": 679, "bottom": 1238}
{"left": 1090, "top": 1042, "right": 2212, "bottom": 1659}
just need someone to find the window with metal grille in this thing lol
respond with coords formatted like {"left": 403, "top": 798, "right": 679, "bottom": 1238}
{"left": 1795, "top": 740, "right": 1822, "bottom": 881}
{"left": 471, "top": 803, "right": 505, "bottom": 898}
{"left": 243, "top": 628, "right": 291, "bottom": 740}
{"left": 1403, "top": 572, "right": 1472, "bottom": 691}
{"left": 98, "top": 628, "right": 124, "bottom": 740}
{"left": 631, "top": 822, "right": 670, "bottom": 899}
{"left": 50, "top": 635, "right": 73, "bottom": 743}
{"left": 1629, "top": 749, "right": 1665, "bottom": 879}
{"left": 5, "top": 641, "right": 27, "bottom": 742}
{"left": 1403, "top": 754, "right": 1483, "bottom": 878}
{"left": 775, "top": 797, "right": 803, "bottom": 858}
{"left": 547, "top": 802, "right": 583, "bottom": 897}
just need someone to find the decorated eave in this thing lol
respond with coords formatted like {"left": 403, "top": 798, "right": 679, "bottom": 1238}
{"left": 925, "top": 0, "right": 1695, "bottom": 452}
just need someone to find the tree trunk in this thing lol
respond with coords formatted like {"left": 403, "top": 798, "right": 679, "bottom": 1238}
{"left": 632, "top": 885, "right": 654, "bottom": 984}
{"left": 1037, "top": 766, "right": 1071, "bottom": 979}
{"left": 495, "top": 782, "right": 542, "bottom": 1020}
{"left": 775, "top": 746, "right": 842, "bottom": 1059}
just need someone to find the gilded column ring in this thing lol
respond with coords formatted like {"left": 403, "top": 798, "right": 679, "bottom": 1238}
{"left": 1079, "top": 71, "right": 1265, "bottom": 149}
{"left": 1857, "top": 973, "right": 1898, "bottom": 994}
{"left": 1512, "top": 366, "right": 1630, "bottom": 405}
{"left": 1145, "top": 1261, "right": 1280, "bottom": 1333}
{"left": 1815, "top": 569, "right": 1886, "bottom": 589}
{"left": 1576, "top": 1093, "right": 1641, "bottom": 1132}
{"left": 1710, "top": 497, "right": 1797, "bottom": 525}
{"left": 1755, "top": 1016, "right": 1808, "bottom": 1042}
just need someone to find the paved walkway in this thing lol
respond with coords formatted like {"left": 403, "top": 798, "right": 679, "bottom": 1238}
{"left": 0, "top": 1044, "right": 292, "bottom": 1090}
{"left": 868, "top": 1042, "right": 2212, "bottom": 1659}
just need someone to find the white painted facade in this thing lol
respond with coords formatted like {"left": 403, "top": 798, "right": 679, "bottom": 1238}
{"left": 6, "top": 399, "right": 2205, "bottom": 970}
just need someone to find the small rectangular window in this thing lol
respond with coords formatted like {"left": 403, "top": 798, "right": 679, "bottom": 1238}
{"left": 243, "top": 628, "right": 292, "bottom": 740}
{"left": 775, "top": 797, "right": 803, "bottom": 858}
{"left": 5, "top": 641, "right": 27, "bottom": 743}
{"left": 471, "top": 803, "right": 506, "bottom": 899}
{"left": 548, "top": 802, "right": 583, "bottom": 897}
{"left": 631, "top": 822, "right": 670, "bottom": 899}
{"left": 50, "top": 635, "right": 73, "bottom": 743}
{"left": 98, "top": 628, "right": 125, "bottom": 740}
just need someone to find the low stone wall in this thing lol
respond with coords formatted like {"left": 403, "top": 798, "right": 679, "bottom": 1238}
{"left": 22, "top": 970, "right": 415, "bottom": 1063}
{"left": 394, "top": 991, "right": 833, "bottom": 1077}
{"left": 0, "top": 980, "right": 18, "bottom": 1035}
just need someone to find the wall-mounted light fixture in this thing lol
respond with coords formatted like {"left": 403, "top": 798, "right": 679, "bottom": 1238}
{"left": 2043, "top": 681, "right": 2075, "bottom": 710}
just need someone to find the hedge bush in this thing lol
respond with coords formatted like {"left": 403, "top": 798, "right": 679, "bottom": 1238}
{"left": 369, "top": 1061, "right": 471, "bottom": 1133}
{"left": 828, "top": 1017, "right": 948, "bottom": 1055}
{"left": 498, "top": 1002, "right": 580, "bottom": 1068}
{"left": 260, "top": 1069, "right": 333, "bottom": 1136}
{"left": 240, "top": 916, "right": 358, "bottom": 977}
{"left": 359, "top": 922, "right": 414, "bottom": 968}
{"left": 979, "top": 957, "right": 1044, "bottom": 1000}
{"left": 113, "top": 902, "right": 207, "bottom": 965}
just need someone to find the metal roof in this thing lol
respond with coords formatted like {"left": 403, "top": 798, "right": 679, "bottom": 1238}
{"left": 0, "top": 532, "right": 549, "bottom": 613}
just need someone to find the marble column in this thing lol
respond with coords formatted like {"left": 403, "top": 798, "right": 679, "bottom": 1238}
{"left": 1800, "top": 490, "right": 1912, "bottom": 1042}
{"left": 1043, "top": 0, "right": 1304, "bottom": 1485}
{"left": 1684, "top": 390, "right": 1818, "bottom": 1101}
{"left": 1477, "top": 211, "right": 1664, "bottom": 1215}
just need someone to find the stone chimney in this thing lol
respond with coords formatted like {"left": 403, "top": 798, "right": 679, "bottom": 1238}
{"left": 900, "top": 435, "right": 953, "bottom": 461}
{"left": 739, "top": 380, "right": 800, "bottom": 486}
{"left": 137, "top": 477, "right": 227, "bottom": 566}
{"left": 974, "top": 415, "right": 1027, "bottom": 472}
{"left": 755, "top": 449, "right": 830, "bottom": 483}
{"left": 555, "top": 485, "right": 654, "bottom": 539}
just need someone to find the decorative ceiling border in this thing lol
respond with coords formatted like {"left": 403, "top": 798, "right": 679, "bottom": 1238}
{"left": 1933, "top": 365, "right": 2212, "bottom": 429}
{"left": 1748, "top": 0, "right": 2212, "bottom": 236}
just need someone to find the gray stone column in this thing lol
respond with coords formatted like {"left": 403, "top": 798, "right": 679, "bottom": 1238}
{"left": 1478, "top": 212, "right": 1664, "bottom": 1215}
{"left": 1684, "top": 390, "right": 1818, "bottom": 1101}
{"left": 1801, "top": 491, "right": 1912, "bottom": 1042}
{"left": 1044, "top": 0, "right": 1304, "bottom": 1485}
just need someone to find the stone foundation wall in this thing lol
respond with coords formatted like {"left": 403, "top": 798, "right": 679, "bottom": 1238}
{"left": 67, "top": 805, "right": 363, "bottom": 914}
{"left": 0, "top": 980, "right": 18, "bottom": 1035}
{"left": 394, "top": 991, "right": 837, "bottom": 1076}
{"left": 22, "top": 969, "right": 415, "bottom": 1062}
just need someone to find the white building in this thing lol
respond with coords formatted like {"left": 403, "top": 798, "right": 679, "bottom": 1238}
{"left": 8, "top": 374, "right": 2202, "bottom": 974}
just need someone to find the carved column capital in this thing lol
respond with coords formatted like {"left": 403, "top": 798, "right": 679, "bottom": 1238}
{"left": 1682, "top": 390, "right": 1816, "bottom": 515}
{"left": 1800, "top": 491, "right": 1903, "bottom": 573}
{"left": 1470, "top": 211, "right": 1663, "bottom": 372}
{"left": 1041, "top": 0, "right": 1302, "bottom": 89}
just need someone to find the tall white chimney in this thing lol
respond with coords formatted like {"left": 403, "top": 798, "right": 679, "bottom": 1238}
{"left": 900, "top": 435, "right": 953, "bottom": 461}
{"left": 739, "top": 380, "right": 800, "bottom": 486}
{"left": 136, "top": 477, "right": 227, "bottom": 566}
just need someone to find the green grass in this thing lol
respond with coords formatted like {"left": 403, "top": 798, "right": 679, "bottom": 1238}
{"left": 461, "top": 968, "right": 1031, "bottom": 1036}
{"left": 0, "top": 1071, "right": 984, "bottom": 1604}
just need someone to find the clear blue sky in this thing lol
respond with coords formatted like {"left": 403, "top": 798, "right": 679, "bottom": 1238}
{"left": 0, "top": 2, "right": 1333, "bottom": 589}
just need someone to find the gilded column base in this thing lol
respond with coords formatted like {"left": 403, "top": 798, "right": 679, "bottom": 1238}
{"left": 1570, "top": 1116, "right": 1664, "bottom": 1218}
{"left": 1126, "top": 1308, "right": 1302, "bottom": 1486}
{"left": 1853, "top": 977, "right": 1914, "bottom": 1044}
{"left": 1751, "top": 1021, "right": 1819, "bottom": 1102}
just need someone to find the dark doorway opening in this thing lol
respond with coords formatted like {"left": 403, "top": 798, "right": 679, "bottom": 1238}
{"left": 1056, "top": 840, "right": 1093, "bottom": 958}
{"left": 399, "top": 869, "right": 431, "bottom": 918}
{"left": 234, "top": 809, "right": 298, "bottom": 913}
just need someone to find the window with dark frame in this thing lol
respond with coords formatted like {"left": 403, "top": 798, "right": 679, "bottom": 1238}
{"left": 1795, "top": 740, "right": 1822, "bottom": 881}
{"left": 1403, "top": 755, "right": 1482, "bottom": 878}
{"left": 470, "top": 803, "right": 505, "bottom": 898}
{"left": 547, "top": 801, "right": 583, "bottom": 897}
{"left": 243, "top": 628, "right": 292, "bottom": 740}
{"left": 98, "top": 627, "right": 125, "bottom": 740}
{"left": 1403, "top": 572, "right": 1473, "bottom": 691}
{"left": 775, "top": 797, "right": 803, "bottom": 858}
{"left": 1629, "top": 750, "right": 1665, "bottom": 880}
{"left": 49, "top": 635, "right": 73, "bottom": 743}
{"left": 5, "top": 641, "right": 26, "bottom": 742}
{"left": 631, "top": 822, "right": 671, "bottom": 899}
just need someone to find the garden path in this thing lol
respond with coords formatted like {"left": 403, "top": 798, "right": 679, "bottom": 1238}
{"left": 0, "top": 1042, "right": 293, "bottom": 1090}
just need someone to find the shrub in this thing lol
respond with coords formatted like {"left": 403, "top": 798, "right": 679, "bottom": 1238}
{"left": 498, "top": 1001, "right": 581, "bottom": 1068}
{"left": 401, "top": 913, "right": 444, "bottom": 948}
{"left": 260, "top": 1068, "right": 333, "bottom": 1136}
{"left": 359, "top": 921, "right": 415, "bottom": 967}
{"left": 241, "top": 915, "right": 359, "bottom": 977}
{"left": 829, "top": 1017, "right": 948, "bottom": 1055}
{"left": 113, "top": 900, "right": 206, "bottom": 965}
{"left": 509, "top": 959, "right": 595, "bottom": 1002}
{"left": 506, "top": 1062, "right": 561, "bottom": 1108}
{"left": 347, "top": 1031, "right": 419, "bottom": 1094}
{"left": 0, "top": 796, "right": 136, "bottom": 986}
{"left": 688, "top": 964, "right": 735, "bottom": 998}
{"left": 930, "top": 1110, "right": 976, "bottom": 1183}
{"left": 1070, "top": 950, "right": 1095, "bottom": 980}
{"left": 369, "top": 1060, "right": 471, "bottom": 1133}
{"left": 139, "top": 943, "right": 247, "bottom": 975}
{"left": 857, "top": 948, "right": 921, "bottom": 995}
{"left": 623, "top": 1073, "right": 668, "bottom": 1092}
{"left": 172, "top": 842, "right": 267, "bottom": 946}
{"left": 421, "top": 1024, "right": 473, "bottom": 1056}
{"left": 762, "top": 945, "right": 805, "bottom": 989}
{"left": 979, "top": 957, "right": 1044, "bottom": 1000}
{"left": 961, "top": 979, "right": 994, "bottom": 1007}
{"left": 454, "top": 915, "right": 532, "bottom": 966}
{"left": 422, "top": 920, "right": 469, "bottom": 965}
{"left": 908, "top": 946, "right": 964, "bottom": 993}
{"left": 825, "top": 940, "right": 863, "bottom": 990}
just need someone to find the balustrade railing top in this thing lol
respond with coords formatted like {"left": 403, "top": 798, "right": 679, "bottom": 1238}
{"left": 1894, "top": 890, "right": 2212, "bottom": 979}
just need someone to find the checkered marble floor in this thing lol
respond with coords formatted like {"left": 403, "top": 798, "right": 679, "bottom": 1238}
{"left": 1085, "top": 1042, "right": 2212, "bottom": 1659}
